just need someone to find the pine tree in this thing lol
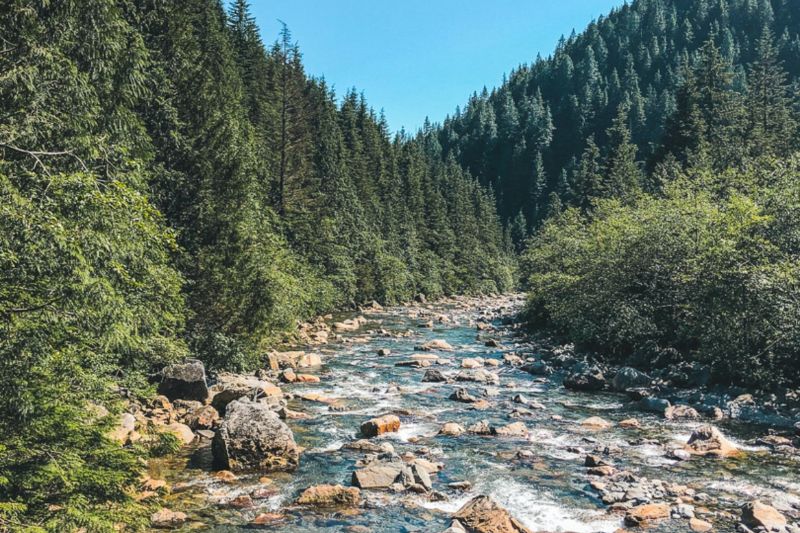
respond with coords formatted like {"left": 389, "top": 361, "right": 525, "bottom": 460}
{"left": 603, "top": 103, "right": 642, "bottom": 200}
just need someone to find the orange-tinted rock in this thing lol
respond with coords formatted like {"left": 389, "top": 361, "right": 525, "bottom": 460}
{"left": 452, "top": 495, "right": 532, "bottom": 533}
{"left": 296, "top": 484, "right": 361, "bottom": 507}
{"left": 360, "top": 415, "right": 400, "bottom": 438}
{"left": 624, "top": 503, "right": 670, "bottom": 526}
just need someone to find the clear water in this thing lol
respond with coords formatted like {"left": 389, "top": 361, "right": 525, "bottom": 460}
{"left": 155, "top": 296, "right": 799, "bottom": 532}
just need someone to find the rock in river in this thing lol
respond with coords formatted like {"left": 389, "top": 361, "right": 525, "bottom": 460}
{"left": 563, "top": 364, "right": 606, "bottom": 391}
{"left": 296, "top": 484, "right": 360, "bottom": 507}
{"left": 684, "top": 425, "right": 740, "bottom": 458}
{"left": 450, "top": 495, "right": 532, "bottom": 533}
{"left": 422, "top": 369, "right": 448, "bottom": 382}
{"left": 158, "top": 359, "right": 209, "bottom": 402}
{"left": 360, "top": 414, "right": 401, "bottom": 438}
{"left": 212, "top": 400, "right": 299, "bottom": 472}
{"left": 625, "top": 503, "right": 670, "bottom": 526}
{"left": 612, "top": 367, "right": 652, "bottom": 391}
{"left": 740, "top": 500, "right": 787, "bottom": 530}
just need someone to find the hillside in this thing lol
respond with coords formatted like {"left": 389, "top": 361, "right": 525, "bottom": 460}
{"left": 428, "top": 0, "right": 800, "bottom": 236}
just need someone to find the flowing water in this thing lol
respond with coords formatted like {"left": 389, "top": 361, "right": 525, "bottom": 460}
{"left": 155, "top": 295, "right": 799, "bottom": 532}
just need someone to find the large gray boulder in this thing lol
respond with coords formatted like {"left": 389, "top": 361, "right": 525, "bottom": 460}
{"left": 158, "top": 359, "right": 209, "bottom": 402}
{"left": 212, "top": 400, "right": 299, "bottom": 472}
{"left": 563, "top": 364, "right": 606, "bottom": 391}
{"left": 612, "top": 367, "right": 652, "bottom": 392}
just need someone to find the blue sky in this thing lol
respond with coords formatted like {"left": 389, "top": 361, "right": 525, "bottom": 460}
{"left": 247, "top": 1, "right": 625, "bottom": 133}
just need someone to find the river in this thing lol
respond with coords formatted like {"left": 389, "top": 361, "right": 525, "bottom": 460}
{"left": 155, "top": 294, "right": 799, "bottom": 532}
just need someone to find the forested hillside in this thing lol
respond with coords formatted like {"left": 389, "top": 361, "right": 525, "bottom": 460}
{"left": 428, "top": 0, "right": 800, "bottom": 237}
{"left": 0, "top": 1, "right": 511, "bottom": 529}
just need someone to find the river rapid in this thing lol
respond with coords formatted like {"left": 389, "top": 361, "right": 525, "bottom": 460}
{"left": 154, "top": 294, "right": 800, "bottom": 532}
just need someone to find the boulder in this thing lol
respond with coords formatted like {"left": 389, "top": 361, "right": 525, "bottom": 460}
{"left": 684, "top": 425, "right": 740, "bottom": 458}
{"left": 637, "top": 396, "right": 671, "bottom": 415}
{"left": 521, "top": 361, "right": 553, "bottom": 376}
{"left": 563, "top": 365, "right": 606, "bottom": 391}
{"left": 210, "top": 373, "right": 282, "bottom": 415}
{"left": 343, "top": 439, "right": 395, "bottom": 454}
{"left": 689, "top": 518, "right": 713, "bottom": 532}
{"left": 297, "top": 353, "right": 322, "bottom": 368}
{"left": 151, "top": 508, "right": 188, "bottom": 528}
{"left": 295, "top": 374, "right": 320, "bottom": 383}
{"left": 377, "top": 348, "right": 391, "bottom": 356}
{"left": 422, "top": 369, "right": 448, "bottom": 383}
{"left": 212, "top": 400, "right": 299, "bottom": 472}
{"left": 296, "top": 484, "right": 360, "bottom": 507}
{"left": 161, "top": 422, "right": 195, "bottom": 445}
{"left": 281, "top": 369, "right": 297, "bottom": 383}
{"left": 485, "top": 339, "right": 501, "bottom": 348}
{"left": 361, "top": 415, "right": 401, "bottom": 438}
{"left": 352, "top": 462, "right": 405, "bottom": 489}
{"left": 580, "top": 416, "right": 612, "bottom": 429}
{"left": 494, "top": 422, "right": 528, "bottom": 438}
{"left": 461, "top": 358, "right": 483, "bottom": 369}
{"left": 618, "top": 418, "right": 641, "bottom": 429}
{"left": 158, "top": 360, "right": 209, "bottom": 402}
{"left": 439, "top": 423, "right": 466, "bottom": 436}
{"left": 624, "top": 503, "right": 670, "bottom": 526}
{"left": 418, "top": 339, "right": 454, "bottom": 351}
{"left": 665, "top": 404, "right": 700, "bottom": 420}
{"left": 740, "top": 501, "right": 787, "bottom": 529}
{"left": 467, "top": 420, "right": 495, "bottom": 435}
{"left": 455, "top": 369, "right": 499, "bottom": 385}
{"left": 451, "top": 495, "right": 532, "bottom": 533}
{"left": 612, "top": 367, "right": 652, "bottom": 391}
{"left": 184, "top": 404, "right": 219, "bottom": 430}
{"left": 109, "top": 413, "right": 136, "bottom": 444}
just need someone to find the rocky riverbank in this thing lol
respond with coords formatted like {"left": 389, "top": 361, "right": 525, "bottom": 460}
{"left": 110, "top": 294, "right": 799, "bottom": 532}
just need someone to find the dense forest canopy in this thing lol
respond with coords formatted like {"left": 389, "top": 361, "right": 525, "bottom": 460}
{"left": 0, "top": 0, "right": 511, "bottom": 529}
{"left": 427, "top": 0, "right": 800, "bottom": 237}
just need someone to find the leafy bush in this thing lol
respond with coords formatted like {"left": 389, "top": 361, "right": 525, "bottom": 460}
{"left": 522, "top": 157, "right": 800, "bottom": 389}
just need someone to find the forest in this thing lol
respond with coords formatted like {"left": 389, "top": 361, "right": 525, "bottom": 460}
{"left": 1, "top": 0, "right": 800, "bottom": 531}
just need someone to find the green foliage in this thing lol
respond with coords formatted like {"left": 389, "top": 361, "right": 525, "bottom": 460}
{"left": 522, "top": 156, "right": 800, "bottom": 389}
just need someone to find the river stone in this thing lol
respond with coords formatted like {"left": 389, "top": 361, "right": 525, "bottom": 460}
{"left": 455, "top": 368, "right": 499, "bottom": 384}
{"left": 740, "top": 500, "right": 787, "bottom": 529}
{"left": 450, "top": 388, "right": 477, "bottom": 403}
{"left": 296, "top": 484, "right": 360, "bottom": 507}
{"left": 494, "top": 422, "right": 528, "bottom": 438}
{"left": 360, "top": 415, "right": 401, "bottom": 437}
{"left": 158, "top": 359, "right": 209, "bottom": 402}
{"left": 377, "top": 348, "right": 391, "bottom": 356}
{"left": 467, "top": 420, "right": 495, "bottom": 435}
{"left": 351, "top": 462, "right": 405, "bottom": 489}
{"left": 612, "top": 367, "right": 652, "bottom": 391}
{"left": 618, "top": 418, "right": 641, "bottom": 429}
{"left": 684, "top": 425, "right": 740, "bottom": 458}
{"left": 151, "top": 508, "right": 188, "bottom": 528}
{"left": 422, "top": 369, "right": 448, "bottom": 382}
{"left": 161, "top": 422, "right": 195, "bottom": 445}
{"left": 580, "top": 416, "right": 612, "bottom": 429}
{"left": 689, "top": 517, "right": 713, "bottom": 532}
{"left": 625, "top": 503, "right": 670, "bottom": 526}
{"left": 563, "top": 364, "right": 606, "bottom": 391}
{"left": 521, "top": 361, "right": 553, "bottom": 376}
{"left": 417, "top": 339, "right": 454, "bottom": 351}
{"left": 665, "top": 404, "right": 700, "bottom": 420}
{"left": 343, "top": 439, "right": 395, "bottom": 453}
{"left": 212, "top": 400, "right": 299, "bottom": 472}
{"left": 211, "top": 373, "right": 282, "bottom": 415}
{"left": 439, "top": 422, "right": 466, "bottom": 436}
{"left": 637, "top": 396, "right": 671, "bottom": 415}
{"left": 451, "top": 495, "right": 533, "bottom": 533}
{"left": 184, "top": 404, "right": 219, "bottom": 430}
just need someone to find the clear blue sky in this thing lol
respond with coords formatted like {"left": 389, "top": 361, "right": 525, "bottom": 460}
{"left": 247, "top": 1, "right": 625, "bottom": 133}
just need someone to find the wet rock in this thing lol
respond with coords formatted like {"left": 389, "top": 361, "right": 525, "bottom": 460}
{"left": 210, "top": 373, "right": 282, "bottom": 415}
{"left": 396, "top": 360, "right": 432, "bottom": 368}
{"left": 588, "top": 465, "right": 616, "bottom": 476}
{"left": 410, "top": 463, "right": 433, "bottom": 491}
{"left": 377, "top": 348, "right": 391, "bottom": 356}
{"left": 252, "top": 513, "right": 285, "bottom": 526}
{"left": 295, "top": 373, "right": 320, "bottom": 383}
{"left": 158, "top": 359, "right": 209, "bottom": 402}
{"left": 450, "top": 388, "right": 478, "bottom": 403}
{"left": 228, "top": 494, "right": 254, "bottom": 508}
{"left": 450, "top": 495, "right": 533, "bottom": 533}
{"left": 521, "top": 361, "right": 553, "bottom": 376}
{"left": 352, "top": 460, "right": 406, "bottom": 489}
{"left": 618, "top": 418, "right": 641, "bottom": 429}
{"left": 280, "top": 368, "right": 297, "bottom": 383}
{"left": 665, "top": 405, "right": 700, "bottom": 420}
{"left": 585, "top": 454, "right": 610, "bottom": 467}
{"left": 740, "top": 501, "right": 787, "bottom": 530}
{"left": 494, "top": 422, "right": 528, "bottom": 438}
{"left": 503, "top": 354, "right": 524, "bottom": 366}
{"left": 625, "top": 503, "right": 670, "bottom": 526}
{"left": 151, "top": 508, "right": 188, "bottom": 528}
{"left": 343, "top": 439, "right": 395, "bottom": 453}
{"left": 580, "top": 416, "right": 612, "bottom": 429}
{"left": 485, "top": 339, "right": 501, "bottom": 348}
{"left": 684, "top": 425, "right": 740, "bottom": 458}
{"left": 637, "top": 396, "right": 671, "bottom": 415}
{"left": 689, "top": 517, "right": 713, "bottom": 532}
{"left": 184, "top": 404, "right": 219, "bottom": 430}
{"left": 277, "top": 406, "right": 310, "bottom": 420}
{"left": 667, "top": 449, "right": 692, "bottom": 461}
{"left": 213, "top": 470, "right": 238, "bottom": 483}
{"left": 467, "top": 420, "right": 495, "bottom": 435}
{"left": 755, "top": 434, "right": 793, "bottom": 449}
{"left": 361, "top": 415, "right": 401, "bottom": 438}
{"left": 455, "top": 368, "right": 499, "bottom": 385}
{"left": 449, "top": 481, "right": 473, "bottom": 491}
{"left": 461, "top": 358, "right": 483, "bottom": 369}
{"left": 512, "top": 394, "right": 529, "bottom": 405}
{"left": 212, "top": 400, "right": 299, "bottom": 472}
{"left": 612, "top": 367, "right": 652, "bottom": 391}
{"left": 563, "top": 364, "right": 606, "bottom": 391}
{"left": 418, "top": 339, "right": 454, "bottom": 351}
{"left": 422, "top": 369, "right": 448, "bottom": 383}
{"left": 296, "top": 484, "right": 361, "bottom": 507}
{"left": 439, "top": 423, "right": 466, "bottom": 436}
